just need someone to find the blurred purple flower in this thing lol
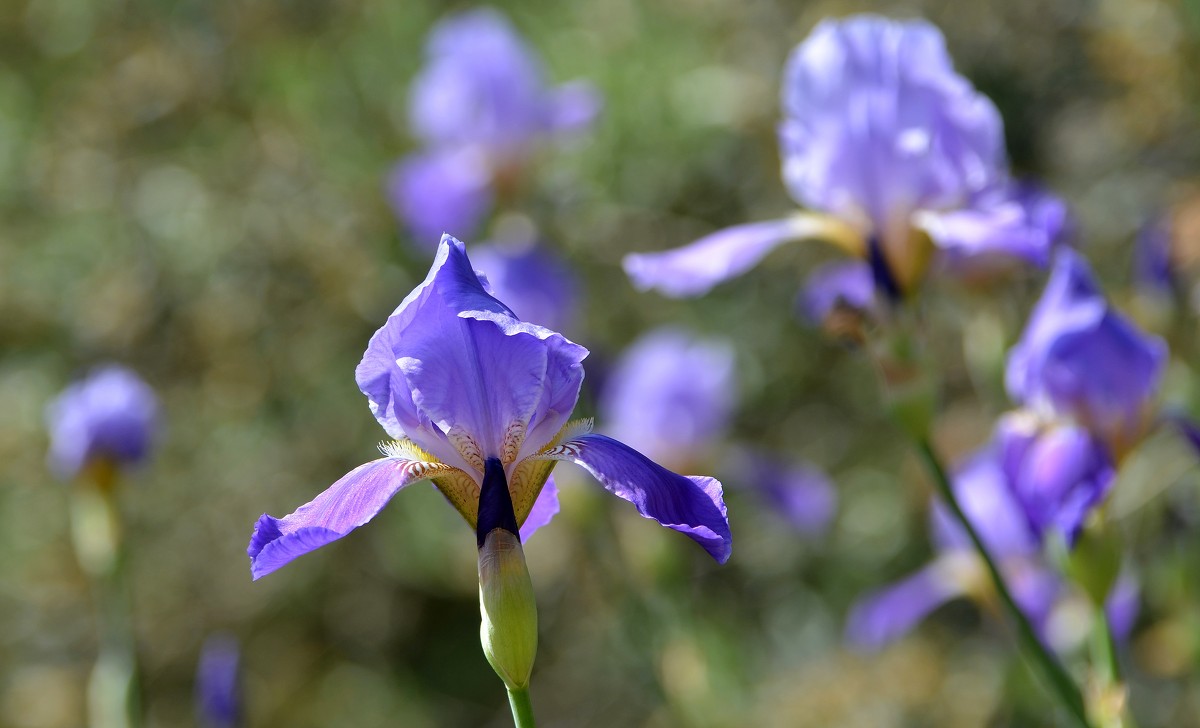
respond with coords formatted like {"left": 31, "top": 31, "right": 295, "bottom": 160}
{"left": 1007, "top": 249, "right": 1168, "bottom": 458}
{"left": 248, "top": 236, "right": 731, "bottom": 579}
{"left": 196, "top": 635, "right": 240, "bottom": 728}
{"left": 471, "top": 234, "right": 578, "bottom": 334}
{"left": 600, "top": 328, "right": 736, "bottom": 469}
{"left": 736, "top": 452, "right": 837, "bottom": 536}
{"left": 800, "top": 259, "right": 875, "bottom": 324}
{"left": 389, "top": 9, "right": 601, "bottom": 248}
{"left": 849, "top": 434, "right": 1124, "bottom": 650}
{"left": 46, "top": 365, "right": 159, "bottom": 480}
{"left": 625, "top": 15, "right": 1066, "bottom": 300}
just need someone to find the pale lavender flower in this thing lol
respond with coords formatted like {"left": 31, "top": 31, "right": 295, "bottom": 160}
{"left": 196, "top": 635, "right": 241, "bottom": 728}
{"left": 735, "top": 452, "right": 837, "bottom": 536}
{"left": 389, "top": 9, "right": 601, "bottom": 248}
{"left": 248, "top": 236, "right": 731, "bottom": 579}
{"left": 600, "top": 328, "right": 736, "bottom": 469}
{"left": 625, "top": 15, "right": 1066, "bottom": 300}
{"left": 1007, "top": 249, "right": 1168, "bottom": 458}
{"left": 46, "top": 365, "right": 159, "bottom": 479}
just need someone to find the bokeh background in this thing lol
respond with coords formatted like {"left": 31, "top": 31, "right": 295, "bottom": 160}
{"left": 3, "top": 0, "right": 1200, "bottom": 726}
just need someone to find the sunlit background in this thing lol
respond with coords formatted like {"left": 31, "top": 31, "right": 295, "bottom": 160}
{"left": 2, "top": 0, "right": 1199, "bottom": 726}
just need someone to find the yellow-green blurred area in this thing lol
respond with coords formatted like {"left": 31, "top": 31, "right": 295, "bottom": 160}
{"left": 2, "top": 0, "right": 1199, "bottom": 726}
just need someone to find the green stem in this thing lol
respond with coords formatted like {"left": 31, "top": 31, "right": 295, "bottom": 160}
{"left": 506, "top": 687, "right": 536, "bottom": 728}
{"left": 1091, "top": 611, "right": 1136, "bottom": 728}
{"left": 915, "top": 439, "right": 1091, "bottom": 728}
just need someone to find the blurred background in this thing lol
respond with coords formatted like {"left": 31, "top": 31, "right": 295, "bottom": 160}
{"left": 2, "top": 0, "right": 1200, "bottom": 726}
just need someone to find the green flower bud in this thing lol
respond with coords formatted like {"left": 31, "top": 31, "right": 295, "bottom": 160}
{"left": 478, "top": 528, "right": 538, "bottom": 691}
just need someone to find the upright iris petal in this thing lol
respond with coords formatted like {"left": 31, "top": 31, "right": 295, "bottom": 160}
{"left": 390, "top": 9, "right": 601, "bottom": 249}
{"left": 624, "top": 14, "right": 1066, "bottom": 300}
{"left": 46, "top": 365, "right": 159, "bottom": 480}
{"left": 1006, "top": 249, "right": 1168, "bottom": 457}
{"left": 249, "top": 235, "right": 731, "bottom": 580}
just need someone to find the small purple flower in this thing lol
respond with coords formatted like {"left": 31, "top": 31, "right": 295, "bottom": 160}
{"left": 248, "top": 236, "right": 731, "bottom": 579}
{"left": 800, "top": 259, "right": 875, "bottom": 324}
{"left": 1007, "top": 249, "right": 1168, "bottom": 458}
{"left": 625, "top": 15, "right": 1066, "bottom": 300}
{"left": 599, "top": 328, "right": 736, "bottom": 470}
{"left": 470, "top": 234, "right": 578, "bottom": 334}
{"left": 196, "top": 635, "right": 241, "bottom": 728}
{"left": 734, "top": 452, "right": 837, "bottom": 536}
{"left": 46, "top": 365, "right": 159, "bottom": 480}
{"left": 389, "top": 9, "right": 601, "bottom": 248}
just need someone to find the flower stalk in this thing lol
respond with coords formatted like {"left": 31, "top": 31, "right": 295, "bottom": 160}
{"left": 915, "top": 439, "right": 1091, "bottom": 728}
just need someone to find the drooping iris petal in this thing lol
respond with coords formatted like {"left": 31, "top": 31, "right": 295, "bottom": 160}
{"left": 196, "top": 635, "right": 241, "bottom": 728}
{"left": 386, "top": 149, "right": 492, "bottom": 250}
{"left": 779, "top": 15, "right": 1005, "bottom": 237}
{"left": 1006, "top": 249, "right": 1167, "bottom": 454}
{"left": 800, "top": 259, "right": 875, "bottom": 323}
{"left": 845, "top": 562, "right": 967, "bottom": 649}
{"left": 996, "top": 418, "right": 1115, "bottom": 546}
{"left": 356, "top": 235, "right": 587, "bottom": 471}
{"left": 917, "top": 182, "right": 1070, "bottom": 269}
{"left": 46, "top": 365, "right": 159, "bottom": 479}
{"left": 518, "top": 475, "right": 559, "bottom": 543}
{"left": 248, "top": 455, "right": 457, "bottom": 579}
{"left": 538, "top": 433, "right": 731, "bottom": 563}
{"left": 471, "top": 238, "right": 578, "bottom": 334}
{"left": 624, "top": 216, "right": 857, "bottom": 297}
{"left": 600, "top": 328, "right": 736, "bottom": 468}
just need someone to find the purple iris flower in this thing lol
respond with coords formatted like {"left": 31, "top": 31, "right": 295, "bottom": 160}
{"left": 196, "top": 635, "right": 241, "bottom": 728}
{"left": 600, "top": 328, "right": 736, "bottom": 470}
{"left": 248, "top": 236, "right": 731, "bottom": 579}
{"left": 388, "top": 9, "right": 601, "bottom": 248}
{"left": 734, "top": 452, "right": 837, "bottom": 536}
{"left": 1007, "top": 249, "right": 1168, "bottom": 458}
{"left": 624, "top": 15, "right": 1065, "bottom": 300}
{"left": 800, "top": 260, "right": 876, "bottom": 325}
{"left": 470, "top": 233, "right": 578, "bottom": 335}
{"left": 46, "top": 365, "right": 159, "bottom": 480}
{"left": 848, "top": 434, "right": 1130, "bottom": 650}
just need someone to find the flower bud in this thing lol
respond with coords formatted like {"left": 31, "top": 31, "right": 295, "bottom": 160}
{"left": 478, "top": 527, "right": 537, "bottom": 690}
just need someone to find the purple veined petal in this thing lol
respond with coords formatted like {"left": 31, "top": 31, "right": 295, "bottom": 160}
{"left": 546, "top": 81, "right": 602, "bottom": 134}
{"left": 385, "top": 149, "right": 493, "bottom": 250}
{"left": 623, "top": 215, "right": 863, "bottom": 298}
{"left": 916, "top": 182, "right": 1070, "bottom": 269}
{"left": 519, "top": 475, "right": 559, "bottom": 543}
{"left": 799, "top": 259, "right": 875, "bottom": 324}
{"left": 537, "top": 433, "right": 731, "bottom": 563}
{"left": 248, "top": 455, "right": 457, "bottom": 580}
{"left": 845, "top": 560, "right": 968, "bottom": 650}
{"left": 355, "top": 236, "right": 588, "bottom": 472}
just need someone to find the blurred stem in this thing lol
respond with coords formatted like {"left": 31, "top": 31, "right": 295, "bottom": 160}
{"left": 506, "top": 687, "right": 536, "bottom": 728}
{"left": 71, "top": 463, "right": 141, "bottom": 728}
{"left": 915, "top": 439, "right": 1091, "bottom": 728}
{"left": 1090, "top": 612, "right": 1135, "bottom": 728}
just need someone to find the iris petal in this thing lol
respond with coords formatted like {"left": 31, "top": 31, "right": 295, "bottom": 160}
{"left": 519, "top": 475, "right": 560, "bottom": 542}
{"left": 623, "top": 216, "right": 862, "bottom": 298}
{"left": 248, "top": 455, "right": 458, "bottom": 580}
{"left": 386, "top": 149, "right": 492, "bottom": 248}
{"left": 537, "top": 433, "right": 732, "bottom": 563}
{"left": 845, "top": 562, "right": 965, "bottom": 650}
